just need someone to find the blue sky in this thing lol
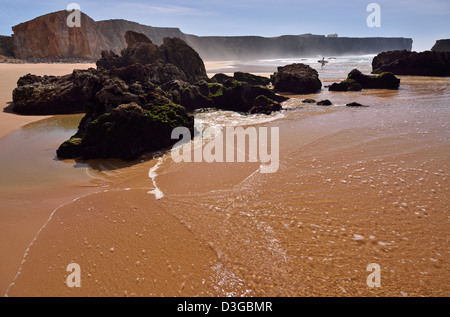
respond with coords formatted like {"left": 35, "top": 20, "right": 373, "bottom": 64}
{"left": 0, "top": 0, "right": 449, "bottom": 51}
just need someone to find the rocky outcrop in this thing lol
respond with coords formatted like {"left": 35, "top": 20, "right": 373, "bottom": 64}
{"left": 209, "top": 79, "right": 288, "bottom": 113}
{"left": 97, "top": 32, "right": 208, "bottom": 84}
{"left": 431, "top": 39, "right": 450, "bottom": 52}
{"left": 317, "top": 99, "right": 332, "bottom": 106}
{"left": 250, "top": 95, "right": 282, "bottom": 115}
{"left": 9, "top": 11, "right": 413, "bottom": 61}
{"left": 271, "top": 63, "right": 322, "bottom": 94}
{"left": 211, "top": 73, "right": 233, "bottom": 83}
{"left": 329, "top": 69, "right": 400, "bottom": 91}
{"left": 12, "top": 31, "right": 290, "bottom": 160}
{"left": 233, "top": 72, "right": 271, "bottom": 86}
{"left": 372, "top": 50, "right": 450, "bottom": 76}
{"left": 57, "top": 102, "right": 194, "bottom": 160}
{"left": 12, "top": 70, "right": 97, "bottom": 115}
{"left": 328, "top": 79, "right": 362, "bottom": 91}
{"left": 346, "top": 102, "right": 368, "bottom": 107}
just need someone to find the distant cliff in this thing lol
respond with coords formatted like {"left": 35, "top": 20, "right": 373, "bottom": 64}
{"left": 0, "top": 35, "right": 14, "bottom": 57}
{"left": 431, "top": 39, "right": 450, "bottom": 52}
{"left": 5, "top": 10, "right": 413, "bottom": 61}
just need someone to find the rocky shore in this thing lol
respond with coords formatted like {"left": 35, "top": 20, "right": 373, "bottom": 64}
{"left": 12, "top": 32, "right": 298, "bottom": 161}
{"left": 13, "top": 31, "right": 427, "bottom": 162}
{"left": 329, "top": 69, "right": 400, "bottom": 91}
{"left": 372, "top": 49, "right": 450, "bottom": 76}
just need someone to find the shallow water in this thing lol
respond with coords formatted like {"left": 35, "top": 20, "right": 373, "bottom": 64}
{"left": 0, "top": 115, "right": 90, "bottom": 192}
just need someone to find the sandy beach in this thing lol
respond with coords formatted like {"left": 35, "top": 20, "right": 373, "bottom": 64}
{"left": 1, "top": 61, "right": 449, "bottom": 297}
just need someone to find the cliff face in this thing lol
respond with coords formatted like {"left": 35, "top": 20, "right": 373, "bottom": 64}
{"left": 10, "top": 10, "right": 413, "bottom": 61}
{"left": 0, "top": 35, "right": 14, "bottom": 57}
{"left": 12, "top": 11, "right": 98, "bottom": 59}
{"left": 186, "top": 34, "right": 413, "bottom": 60}
{"left": 431, "top": 39, "right": 450, "bottom": 52}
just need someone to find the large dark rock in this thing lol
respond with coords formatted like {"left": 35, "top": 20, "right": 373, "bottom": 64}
{"left": 317, "top": 99, "right": 332, "bottom": 106}
{"left": 211, "top": 73, "right": 233, "bottom": 83}
{"left": 97, "top": 33, "right": 208, "bottom": 84}
{"left": 125, "top": 30, "right": 153, "bottom": 47}
{"left": 329, "top": 69, "right": 399, "bottom": 91}
{"left": 57, "top": 102, "right": 194, "bottom": 161}
{"left": 12, "top": 69, "right": 101, "bottom": 115}
{"left": 372, "top": 50, "right": 450, "bottom": 76}
{"left": 329, "top": 79, "right": 362, "bottom": 91}
{"left": 160, "top": 37, "right": 208, "bottom": 84}
{"left": 161, "top": 80, "right": 213, "bottom": 111}
{"left": 347, "top": 69, "right": 400, "bottom": 89}
{"left": 233, "top": 72, "right": 271, "bottom": 86}
{"left": 250, "top": 95, "right": 282, "bottom": 115}
{"left": 211, "top": 79, "right": 288, "bottom": 113}
{"left": 271, "top": 63, "right": 322, "bottom": 94}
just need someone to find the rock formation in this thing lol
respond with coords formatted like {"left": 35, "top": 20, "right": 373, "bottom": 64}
{"left": 346, "top": 102, "right": 368, "bottom": 107}
{"left": 6, "top": 10, "right": 413, "bottom": 61}
{"left": 57, "top": 102, "right": 194, "bottom": 161}
{"left": 329, "top": 69, "right": 400, "bottom": 91}
{"left": 372, "top": 50, "right": 450, "bottom": 76}
{"left": 12, "top": 31, "right": 291, "bottom": 160}
{"left": 97, "top": 32, "right": 208, "bottom": 84}
{"left": 431, "top": 39, "right": 450, "bottom": 52}
{"left": 271, "top": 63, "right": 322, "bottom": 94}
{"left": 317, "top": 99, "right": 332, "bottom": 106}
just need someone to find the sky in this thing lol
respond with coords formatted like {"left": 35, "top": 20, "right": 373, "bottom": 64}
{"left": 0, "top": 0, "right": 449, "bottom": 51}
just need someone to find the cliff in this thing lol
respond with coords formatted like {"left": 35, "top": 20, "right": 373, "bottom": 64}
{"left": 431, "top": 39, "right": 450, "bottom": 52}
{"left": 0, "top": 35, "right": 14, "bottom": 57}
{"left": 8, "top": 10, "right": 413, "bottom": 61}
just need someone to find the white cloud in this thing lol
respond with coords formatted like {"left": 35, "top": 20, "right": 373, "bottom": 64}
{"left": 117, "top": 2, "right": 216, "bottom": 16}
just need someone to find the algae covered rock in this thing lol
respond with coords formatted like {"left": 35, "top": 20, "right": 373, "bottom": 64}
{"left": 372, "top": 50, "right": 450, "bottom": 76}
{"left": 329, "top": 69, "right": 399, "bottom": 91}
{"left": 210, "top": 80, "right": 288, "bottom": 113}
{"left": 250, "top": 95, "right": 282, "bottom": 115}
{"left": 233, "top": 72, "right": 271, "bottom": 86}
{"left": 347, "top": 69, "right": 400, "bottom": 89}
{"left": 57, "top": 102, "right": 194, "bottom": 161}
{"left": 271, "top": 63, "right": 322, "bottom": 94}
{"left": 329, "top": 79, "right": 362, "bottom": 91}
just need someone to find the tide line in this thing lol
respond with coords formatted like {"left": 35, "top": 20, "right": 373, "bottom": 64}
{"left": 147, "top": 157, "right": 164, "bottom": 200}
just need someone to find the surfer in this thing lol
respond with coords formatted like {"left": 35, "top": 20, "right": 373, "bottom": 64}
{"left": 318, "top": 57, "right": 328, "bottom": 67}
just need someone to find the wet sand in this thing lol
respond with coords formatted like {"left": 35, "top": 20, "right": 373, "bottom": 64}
{"left": 0, "top": 63, "right": 95, "bottom": 139}
{"left": 0, "top": 63, "right": 96, "bottom": 295}
{"left": 2, "top": 63, "right": 449, "bottom": 297}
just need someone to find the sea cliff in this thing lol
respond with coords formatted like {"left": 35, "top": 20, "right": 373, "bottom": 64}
{"left": 2, "top": 10, "right": 413, "bottom": 62}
